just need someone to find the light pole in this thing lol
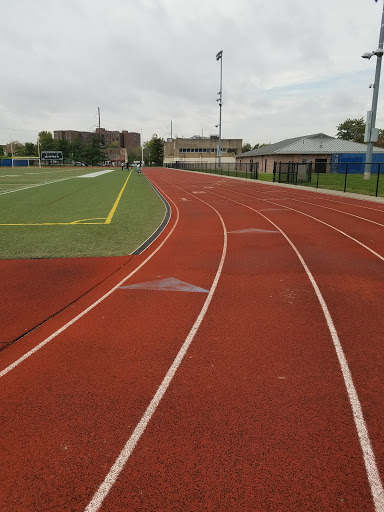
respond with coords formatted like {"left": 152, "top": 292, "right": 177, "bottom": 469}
{"left": 216, "top": 50, "right": 223, "bottom": 167}
{"left": 362, "top": 1, "right": 384, "bottom": 180}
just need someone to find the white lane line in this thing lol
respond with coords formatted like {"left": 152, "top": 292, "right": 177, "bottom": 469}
{"left": 213, "top": 190, "right": 384, "bottom": 511}
{"left": 251, "top": 186, "right": 384, "bottom": 214}
{"left": 84, "top": 183, "right": 227, "bottom": 512}
{"left": 218, "top": 186, "right": 384, "bottom": 262}
{"left": 0, "top": 189, "right": 178, "bottom": 379}
{"left": 274, "top": 195, "right": 384, "bottom": 227}
{"left": 220, "top": 181, "right": 384, "bottom": 226}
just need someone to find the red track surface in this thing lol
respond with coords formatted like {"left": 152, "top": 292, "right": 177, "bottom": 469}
{"left": 1, "top": 168, "right": 384, "bottom": 511}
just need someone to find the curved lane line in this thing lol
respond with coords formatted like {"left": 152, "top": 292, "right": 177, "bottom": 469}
{"left": 0, "top": 188, "right": 178, "bottom": 379}
{"left": 257, "top": 187, "right": 384, "bottom": 214}
{"left": 84, "top": 179, "right": 228, "bottom": 512}
{"left": 208, "top": 189, "right": 384, "bottom": 511}
{"left": 214, "top": 185, "right": 384, "bottom": 262}
{"left": 267, "top": 194, "right": 384, "bottom": 227}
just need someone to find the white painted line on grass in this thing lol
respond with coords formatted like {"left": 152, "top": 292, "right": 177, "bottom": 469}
{"left": 0, "top": 176, "right": 76, "bottom": 196}
{"left": 78, "top": 169, "right": 116, "bottom": 178}
{"left": 84, "top": 183, "right": 228, "bottom": 512}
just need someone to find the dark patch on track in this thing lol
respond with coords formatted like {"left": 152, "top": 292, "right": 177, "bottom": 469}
{"left": 0, "top": 255, "right": 135, "bottom": 352}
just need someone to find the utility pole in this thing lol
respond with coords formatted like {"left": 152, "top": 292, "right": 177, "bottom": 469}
{"left": 363, "top": 1, "right": 384, "bottom": 179}
{"left": 171, "top": 120, "right": 173, "bottom": 139}
{"left": 98, "top": 107, "right": 101, "bottom": 133}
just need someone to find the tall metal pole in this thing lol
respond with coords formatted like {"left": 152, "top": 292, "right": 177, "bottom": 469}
{"left": 365, "top": 2, "right": 384, "bottom": 180}
{"left": 141, "top": 129, "right": 144, "bottom": 165}
{"left": 216, "top": 50, "right": 223, "bottom": 167}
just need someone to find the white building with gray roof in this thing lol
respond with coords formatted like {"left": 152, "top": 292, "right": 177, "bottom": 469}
{"left": 236, "top": 133, "right": 384, "bottom": 174}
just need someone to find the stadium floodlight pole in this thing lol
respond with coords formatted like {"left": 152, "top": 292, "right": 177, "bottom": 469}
{"left": 216, "top": 50, "right": 223, "bottom": 167}
{"left": 362, "top": 0, "right": 384, "bottom": 180}
{"left": 141, "top": 129, "right": 144, "bottom": 165}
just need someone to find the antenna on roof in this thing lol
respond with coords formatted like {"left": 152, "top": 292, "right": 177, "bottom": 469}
{"left": 320, "top": 133, "right": 323, "bottom": 149}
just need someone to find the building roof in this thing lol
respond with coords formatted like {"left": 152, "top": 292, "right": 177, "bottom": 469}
{"left": 238, "top": 133, "right": 384, "bottom": 157}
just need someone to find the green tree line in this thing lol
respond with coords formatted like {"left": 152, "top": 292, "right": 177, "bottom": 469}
{"left": 2, "top": 131, "right": 164, "bottom": 166}
{"left": 2, "top": 131, "right": 107, "bottom": 166}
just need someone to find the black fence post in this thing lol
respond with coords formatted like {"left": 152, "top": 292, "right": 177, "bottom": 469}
{"left": 273, "top": 161, "right": 276, "bottom": 182}
{"left": 376, "top": 163, "right": 381, "bottom": 197}
{"left": 344, "top": 163, "right": 348, "bottom": 193}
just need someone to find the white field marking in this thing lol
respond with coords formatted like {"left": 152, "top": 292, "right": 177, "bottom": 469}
{"left": 192, "top": 191, "right": 206, "bottom": 194}
{"left": 0, "top": 187, "right": 178, "bottom": 379}
{"left": 84, "top": 181, "right": 227, "bottom": 512}
{"left": 180, "top": 198, "right": 189, "bottom": 201}
{"left": 0, "top": 176, "right": 76, "bottom": 196}
{"left": 216, "top": 187, "right": 384, "bottom": 263}
{"left": 78, "top": 169, "right": 116, "bottom": 178}
{"left": 211, "top": 190, "right": 384, "bottom": 511}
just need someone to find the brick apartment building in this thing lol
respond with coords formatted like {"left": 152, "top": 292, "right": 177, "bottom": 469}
{"left": 54, "top": 130, "right": 93, "bottom": 144}
{"left": 54, "top": 128, "right": 140, "bottom": 150}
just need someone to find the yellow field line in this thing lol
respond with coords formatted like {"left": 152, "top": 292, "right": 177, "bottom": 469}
{"left": 0, "top": 173, "right": 132, "bottom": 226}
{"left": 104, "top": 170, "right": 132, "bottom": 224}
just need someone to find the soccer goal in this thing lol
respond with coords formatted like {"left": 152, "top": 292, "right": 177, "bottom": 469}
{"left": 11, "top": 156, "right": 41, "bottom": 168}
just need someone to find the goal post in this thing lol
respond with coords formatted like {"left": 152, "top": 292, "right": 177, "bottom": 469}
{"left": 11, "top": 156, "right": 41, "bottom": 168}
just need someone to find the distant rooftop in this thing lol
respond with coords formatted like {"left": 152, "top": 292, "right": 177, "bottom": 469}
{"left": 238, "top": 133, "right": 384, "bottom": 157}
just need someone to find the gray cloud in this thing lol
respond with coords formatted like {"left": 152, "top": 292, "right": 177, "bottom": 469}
{"left": 1, "top": 0, "right": 382, "bottom": 146}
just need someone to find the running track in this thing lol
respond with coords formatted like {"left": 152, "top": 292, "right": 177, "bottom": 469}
{"left": 1, "top": 167, "right": 384, "bottom": 511}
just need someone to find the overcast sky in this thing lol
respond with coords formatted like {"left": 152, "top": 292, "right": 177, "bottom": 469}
{"left": 1, "top": 0, "right": 383, "bottom": 146}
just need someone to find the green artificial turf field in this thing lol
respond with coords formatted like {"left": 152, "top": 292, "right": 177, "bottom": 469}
{"left": 0, "top": 167, "right": 166, "bottom": 259}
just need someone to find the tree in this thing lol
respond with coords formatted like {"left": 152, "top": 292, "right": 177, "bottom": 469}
{"left": 83, "top": 135, "right": 106, "bottom": 166}
{"left": 242, "top": 143, "right": 252, "bottom": 152}
{"left": 38, "top": 131, "right": 55, "bottom": 150}
{"left": 336, "top": 118, "right": 365, "bottom": 143}
{"left": 24, "top": 142, "right": 36, "bottom": 156}
{"left": 144, "top": 134, "right": 164, "bottom": 165}
{"left": 0, "top": 146, "right": 4, "bottom": 157}
{"left": 70, "top": 138, "right": 86, "bottom": 162}
{"left": 126, "top": 145, "right": 142, "bottom": 164}
{"left": 10, "top": 141, "right": 25, "bottom": 156}
{"left": 253, "top": 143, "right": 269, "bottom": 149}
{"left": 56, "top": 138, "right": 71, "bottom": 159}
